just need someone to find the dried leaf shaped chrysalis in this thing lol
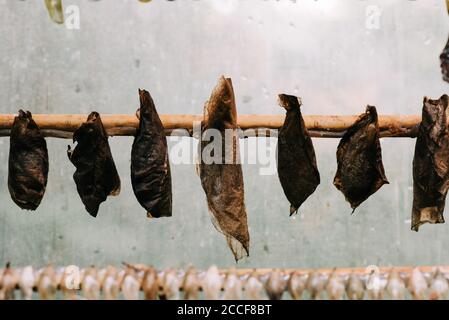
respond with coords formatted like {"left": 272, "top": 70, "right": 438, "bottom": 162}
{"left": 8, "top": 110, "right": 49, "bottom": 210}
{"left": 333, "top": 106, "right": 388, "bottom": 211}
{"left": 412, "top": 95, "right": 449, "bottom": 231}
{"left": 131, "top": 89, "right": 172, "bottom": 218}
{"left": 44, "top": 0, "right": 64, "bottom": 24}
{"left": 198, "top": 76, "right": 250, "bottom": 262}
{"left": 440, "top": 35, "right": 449, "bottom": 83}
{"left": 277, "top": 94, "right": 320, "bottom": 216}
{"left": 67, "top": 112, "right": 121, "bottom": 217}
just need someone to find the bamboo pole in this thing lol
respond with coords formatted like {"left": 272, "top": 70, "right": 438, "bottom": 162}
{"left": 0, "top": 114, "right": 421, "bottom": 138}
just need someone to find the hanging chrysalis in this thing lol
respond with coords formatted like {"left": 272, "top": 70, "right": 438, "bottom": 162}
{"left": 440, "top": 35, "right": 449, "bottom": 83}
{"left": 440, "top": 1, "right": 449, "bottom": 83}
{"left": 333, "top": 106, "right": 389, "bottom": 212}
{"left": 198, "top": 76, "right": 250, "bottom": 262}
{"left": 411, "top": 95, "right": 449, "bottom": 231}
{"left": 277, "top": 94, "right": 320, "bottom": 216}
{"left": 8, "top": 110, "right": 49, "bottom": 210}
{"left": 131, "top": 89, "right": 172, "bottom": 218}
{"left": 67, "top": 112, "right": 121, "bottom": 217}
{"left": 44, "top": 0, "right": 64, "bottom": 24}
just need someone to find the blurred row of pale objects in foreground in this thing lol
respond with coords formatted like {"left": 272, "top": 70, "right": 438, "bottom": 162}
{"left": 0, "top": 263, "right": 448, "bottom": 300}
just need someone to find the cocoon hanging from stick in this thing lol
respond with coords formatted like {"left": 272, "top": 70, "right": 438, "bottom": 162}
{"left": 198, "top": 76, "right": 250, "bottom": 262}
{"left": 277, "top": 94, "right": 320, "bottom": 216}
{"left": 67, "top": 112, "right": 121, "bottom": 217}
{"left": 333, "top": 106, "right": 389, "bottom": 212}
{"left": 440, "top": 35, "right": 449, "bottom": 83}
{"left": 131, "top": 89, "right": 172, "bottom": 218}
{"left": 8, "top": 110, "right": 49, "bottom": 210}
{"left": 412, "top": 95, "right": 449, "bottom": 231}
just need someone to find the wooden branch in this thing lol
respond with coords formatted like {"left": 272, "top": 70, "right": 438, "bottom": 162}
{"left": 0, "top": 114, "right": 421, "bottom": 138}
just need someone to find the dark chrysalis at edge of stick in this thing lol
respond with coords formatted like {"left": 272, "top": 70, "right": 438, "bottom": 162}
{"left": 411, "top": 95, "right": 449, "bottom": 231}
{"left": 8, "top": 110, "right": 49, "bottom": 211}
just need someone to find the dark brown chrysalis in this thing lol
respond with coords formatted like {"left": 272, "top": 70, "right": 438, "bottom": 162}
{"left": 198, "top": 76, "right": 250, "bottom": 262}
{"left": 8, "top": 110, "right": 49, "bottom": 210}
{"left": 131, "top": 89, "right": 172, "bottom": 218}
{"left": 333, "top": 106, "right": 389, "bottom": 212}
{"left": 412, "top": 95, "right": 449, "bottom": 231}
{"left": 440, "top": 35, "right": 449, "bottom": 83}
{"left": 67, "top": 112, "right": 121, "bottom": 217}
{"left": 277, "top": 94, "right": 320, "bottom": 216}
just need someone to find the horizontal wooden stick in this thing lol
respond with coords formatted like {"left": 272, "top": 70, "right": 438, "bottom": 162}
{"left": 0, "top": 114, "right": 421, "bottom": 138}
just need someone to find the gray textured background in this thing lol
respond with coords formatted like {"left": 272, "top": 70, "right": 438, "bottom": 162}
{"left": 0, "top": 0, "right": 448, "bottom": 269}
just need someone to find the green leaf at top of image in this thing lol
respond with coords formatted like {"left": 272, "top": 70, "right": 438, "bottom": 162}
{"left": 45, "top": 0, "right": 64, "bottom": 24}
{"left": 139, "top": 0, "right": 153, "bottom": 2}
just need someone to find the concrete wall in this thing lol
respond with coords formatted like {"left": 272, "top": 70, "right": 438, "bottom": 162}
{"left": 0, "top": 0, "right": 448, "bottom": 269}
